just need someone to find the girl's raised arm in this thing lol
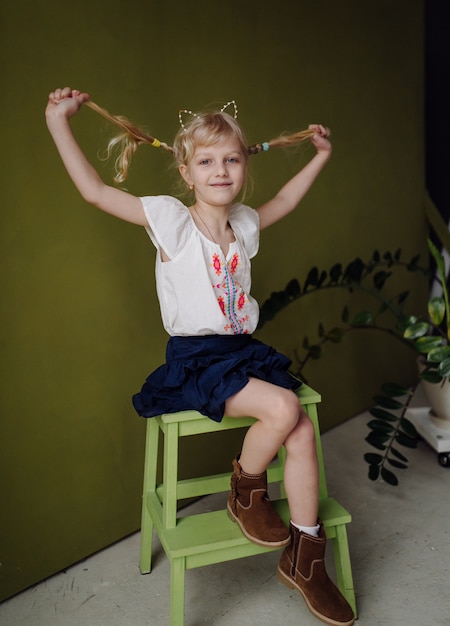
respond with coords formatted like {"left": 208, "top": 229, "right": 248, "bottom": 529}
{"left": 256, "top": 124, "right": 332, "bottom": 230}
{"left": 45, "top": 88, "right": 147, "bottom": 226}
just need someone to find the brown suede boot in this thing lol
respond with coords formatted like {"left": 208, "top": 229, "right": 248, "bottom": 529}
{"left": 227, "top": 456, "right": 290, "bottom": 548}
{"left": 277, "top": 522, "right": 355, "bottom": 626}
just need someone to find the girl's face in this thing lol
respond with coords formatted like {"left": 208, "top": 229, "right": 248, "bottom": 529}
{"left": 179, "top": 136, "right": 247, "bottom": 208}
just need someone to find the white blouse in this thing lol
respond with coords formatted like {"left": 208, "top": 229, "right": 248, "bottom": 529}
{"left": 141, "top": 195, "right": 261, "bottom": 337}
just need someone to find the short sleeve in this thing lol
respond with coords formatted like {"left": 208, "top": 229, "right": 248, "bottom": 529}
{"left": 140, "top": 196, "right": 191, "bottom": 260}
{"left": 229, "top": 203, "right": 260, "bottom": 259}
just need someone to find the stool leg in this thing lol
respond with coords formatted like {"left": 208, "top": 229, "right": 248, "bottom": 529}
{"left": 277, "top": 446, "right": 287, "bottom": 499}
{"left": 140, "top": 419, "right": 159, "bottom": 574}
{"left": 163, "top": 421, "right": 180, "bottom": 528}
{"left": 170, "top": 557, "right": 186, "bottom": 626}
{"left": 332, "top": 525, "right": 357, "bottom": 617}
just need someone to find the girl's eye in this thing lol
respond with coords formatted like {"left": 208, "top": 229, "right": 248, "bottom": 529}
{"left": 226, "top": 157, "right": 239, "bottom": 163}
{"left": 199, "top": 159, "right": 211, "bottom": 166}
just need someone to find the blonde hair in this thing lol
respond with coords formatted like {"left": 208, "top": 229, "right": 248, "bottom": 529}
{"left": 85, "top": 100, "right": 323, "bottom": 184}
{"left": 172, "top": 111, "right": 249, "bottom": 167}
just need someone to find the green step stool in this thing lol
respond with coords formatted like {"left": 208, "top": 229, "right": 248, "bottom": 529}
{"left": 139, "top": 384, "right": 356, "bottom": 625}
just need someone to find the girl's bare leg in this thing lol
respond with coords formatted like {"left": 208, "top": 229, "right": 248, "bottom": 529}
{"left": 225, "top": 378, "right": 319, "bottom": 527}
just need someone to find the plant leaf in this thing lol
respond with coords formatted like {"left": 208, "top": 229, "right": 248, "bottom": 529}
{"left": 351, "top": 311, "right": 373, "bottom": 326}
{"left": 428, "top": 296, "right": 446, "bottom": 326}
{"left": 373, "top": 395, "right": 404, "bottom": 409}
{"left": 373, "top": 270, "right": 392, "bottom": 290}
{"left": 427, "top": 346, "right": 450, "bottom": 363}
{"left": 369, "top": 407, "right": 398, "bottom": 422}
{"left": 387, "top": 458, "right": 408, "bottom": 469}
{"left": 368, "top": 464, "right": 380, "bottom": 481}
{"left": 438, "top": 357, "right": 450, "bottom": 377}
{"left": 380, "top": 382, "right": 411, "bottom": 397}
{"left": 428, "top": 238, "right": 450, "bottom": 340}
{"left": 308, "top": 345, "right": 322, "bottom": 359}
{"left": 329, "top": 263, "right": 343, "bottom": 284}
{"left": 403, "top": 322, "right": 430, "bottom": 340}
{"left": 367, "top": 419, "right": 395, "bottom": 433}
{"left": 285, "top": 278, "right": 301, "bottom": 299}
{"left": 364, "top": 453, "right": 383, "bottom": 464}
{"left": 343, "top": 258, "right": 365, "bottom": 283}
{"left": 415, "top": 336, "right": 444, "bottom": 353}
{"left": 327, "top": 327, "right": 345, "bottom": 342}
{"left": 420, "top": 369, "right": 443, "bottom": 383}
{"left": 407, "top": 253, "right": 420, "bottom": 270}
{"left": 381, "top": 466, "right": 398, "bottom": 485}
{"left": 397, "top": 315, "right": 418, "bottom": 331}
{"left": 400, "top": 417, "right": 418, "bottom": 438}
{"left": 397, "top": 290, "right": 410, "bottom": 305}
{"left": 395, "top": 431, "right": 418, "bottom": 449}
{"left": 304, "top": 267, "right": 320, "bottom": 290}
{"left": 390, "top": 447, "right": 409, "bottom": 462}
{"left": 365, "top": 432, "right": 389, "bottom": 449}
{"left": 317, "top": 270, "right": 327, "bottom": 287}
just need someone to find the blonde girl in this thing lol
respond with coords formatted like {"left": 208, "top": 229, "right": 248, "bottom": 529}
{"left": 45, "top": 87, "right": 354, "bottom": 626}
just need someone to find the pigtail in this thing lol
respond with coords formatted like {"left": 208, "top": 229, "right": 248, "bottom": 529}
{"left": 85, "top": 100, "right": 173, "bottom": 183}
{"left": 84, "top": 97, "right": 328, "bottom": 179}
{"left": 248, "top": 128, "right": 329, "bottom": 155}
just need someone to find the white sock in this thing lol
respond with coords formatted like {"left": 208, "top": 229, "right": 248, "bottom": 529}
{"left": 290, "top": 521, "right": 320, "bottom": 537}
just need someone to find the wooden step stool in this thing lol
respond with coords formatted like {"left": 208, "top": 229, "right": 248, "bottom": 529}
{"left": 139, "top": 384, "right": 356, "bottom": 625}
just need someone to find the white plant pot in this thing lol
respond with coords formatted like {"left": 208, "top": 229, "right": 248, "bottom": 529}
{"left": 418, "top": 358, "right": 450, "bottom": 430}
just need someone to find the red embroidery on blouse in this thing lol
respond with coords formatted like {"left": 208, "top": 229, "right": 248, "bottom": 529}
{"left": 230, "top": 253, "right": 239, "bottom": 274}
{"left": 217, "top": 296, "right": 226, "bottom": 316}
{"left": 210, "top": 252, "right": 251, "bottom": 334}
{"left": 212, "top": 253, "right": 222, "bottom": 276}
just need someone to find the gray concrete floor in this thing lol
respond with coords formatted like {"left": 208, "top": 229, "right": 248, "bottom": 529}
{"left": 1, "top": 397, "right": 449, "bottom": 626}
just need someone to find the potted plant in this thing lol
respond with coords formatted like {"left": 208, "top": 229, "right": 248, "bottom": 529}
{"left": 257, "top": 238, "right": 450, "bottom": 485}
{"left": 403, "top": 238, "right": 450, "bottom": 421}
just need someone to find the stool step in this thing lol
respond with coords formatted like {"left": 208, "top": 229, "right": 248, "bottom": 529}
{"left": 148, "top": 497, "right": 351, "bottom": 569}
{"left": 156, "top": 463, "right": 286, "bottom": 501}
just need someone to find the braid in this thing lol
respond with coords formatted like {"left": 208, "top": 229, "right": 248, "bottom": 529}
{"left": 85, "top": 100, "right": 173, "bottom": 183}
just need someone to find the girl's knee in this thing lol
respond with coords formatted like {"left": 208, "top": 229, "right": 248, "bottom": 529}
{"left": 272, "top": 389, "right": 302, "bottom": 433}
{"left": 284, "top": 409, "right": 316, "bottom": 453}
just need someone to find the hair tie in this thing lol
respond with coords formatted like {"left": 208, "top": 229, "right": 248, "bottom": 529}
{"left": 151, "top": 138, "right": 161, "bottom": 148}
{"left": 262, "top": 142, "right": 270, "bottom": 152}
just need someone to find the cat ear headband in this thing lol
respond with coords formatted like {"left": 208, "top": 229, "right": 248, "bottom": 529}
{"left": 176, "top": 100, "right": 272, "bottom": 153}
{"left": 178, "top": 99, "right": 238, "bottom": 131}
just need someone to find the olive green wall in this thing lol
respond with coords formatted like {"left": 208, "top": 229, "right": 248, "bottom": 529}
{"left": 1, "top": 0, "right": 425, "bottom": 601}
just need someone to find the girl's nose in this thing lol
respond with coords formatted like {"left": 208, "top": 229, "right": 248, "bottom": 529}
{"left": 216, "top": 161, "right": 227, "bottom": 176}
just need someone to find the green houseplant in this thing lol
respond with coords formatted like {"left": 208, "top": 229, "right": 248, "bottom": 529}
{"left": 403, "top": 238, "right": 450, "bottom": 384}
{"left": 257, "top": 238, "right": 450, "bottom": 485}
{"left": 365, "top": 238, "right": 450, "bottom": 484}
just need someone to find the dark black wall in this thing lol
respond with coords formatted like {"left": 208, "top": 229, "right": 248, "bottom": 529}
{"left": 426, "top": 2, "right": 450, "bottom": 221}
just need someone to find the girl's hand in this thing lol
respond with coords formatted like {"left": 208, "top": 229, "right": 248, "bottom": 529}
{"left": 45, "top": 87, "right": 90, "bottom": 121}
{"left": 308, "top": 123, "right": 332, "bottom": 155}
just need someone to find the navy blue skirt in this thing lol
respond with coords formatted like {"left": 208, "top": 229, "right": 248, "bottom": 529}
{"left": 132, "top": 334, "right": 301, "bottom": 423}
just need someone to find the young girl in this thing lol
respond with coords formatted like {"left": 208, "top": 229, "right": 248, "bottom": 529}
{"left": 46, "top": 87, "right": 354, "bottom": 626}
